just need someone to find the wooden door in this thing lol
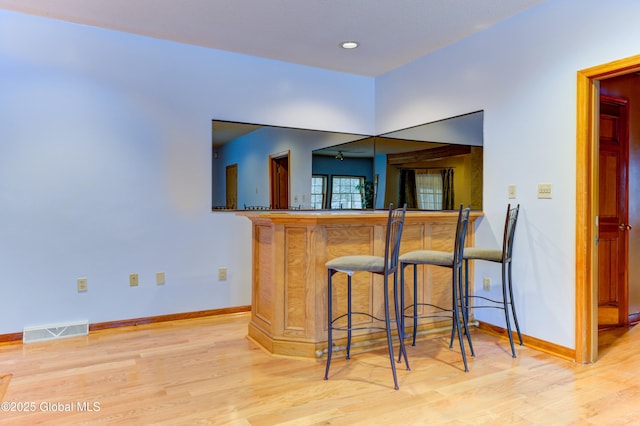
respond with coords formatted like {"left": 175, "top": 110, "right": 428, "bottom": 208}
{"left": 598, "top": 95, "right": 629, "bottom": 326}
{"left": 226, "top": 164, "right": 238, "bottom": 209}
{"left": 270, "top": 153, "right": 289, "bottom": 209}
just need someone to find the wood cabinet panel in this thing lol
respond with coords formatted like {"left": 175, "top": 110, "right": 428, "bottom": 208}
{"left": 284, "top": 227, "right": 308, "bottom": 333}
{"left": 254, "top": 225, "right": 274, "bottom": 327}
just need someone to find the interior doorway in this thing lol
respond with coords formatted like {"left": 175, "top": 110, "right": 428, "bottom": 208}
{"left": 270, "top": 151, "right": 290, "bottom": 209}
{"left": 576, "top": 54, "right": 640, "bottom": 364}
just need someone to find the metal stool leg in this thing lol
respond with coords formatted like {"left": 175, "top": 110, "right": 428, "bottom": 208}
{"left": 451, "top": 260, "right": 469, "bottom": 349}
{"left": 464, "top": 259, "right": 471, "bottom": 330}
{"left": 346, "top": 275, "right": 352, "bottom": 359}
{"left": 451, "top": 267, "right": 469, "bottom": 372}
{"left": 507, "top": 260, "right": 523, "bottom": 346}
{"left": 396, "top": 269, "right": 410, "bottom": 367}
{"left": 458, "top": 263, "right": 474, "bottom": 357}
{"left": 324, "top": 269, "right": 334, "bottom": 380}
{"left": 383, "top": 275, "right": 399, "bottom": 390}
{"left": 412, "top": 264, "right": 419, "bottom": 347}
{"left": 501, "top": 262, "right": 517, "bottom": 358}
{"left": 398, "top": 265, "right": 405, "bottom": 362}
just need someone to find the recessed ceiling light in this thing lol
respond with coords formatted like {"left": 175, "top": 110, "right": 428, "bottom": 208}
{"left": 340, "top": 41, "right": 359, "bottom": 49}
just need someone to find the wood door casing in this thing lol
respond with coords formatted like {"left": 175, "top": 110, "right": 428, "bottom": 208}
{"left": 598, "top": 94, "right": 629, "bottom": 326}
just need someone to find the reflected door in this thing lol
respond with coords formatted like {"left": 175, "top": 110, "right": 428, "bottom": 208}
{"left": 270, "top": 153, "right": 289, "bottom": 209}
{"left": 226, "top": 164, "right": 238, "bottom": 209}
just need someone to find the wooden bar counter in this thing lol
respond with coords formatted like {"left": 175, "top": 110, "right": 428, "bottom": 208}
{"left": 240, "top": 210, "right": 483, "bottom": 359}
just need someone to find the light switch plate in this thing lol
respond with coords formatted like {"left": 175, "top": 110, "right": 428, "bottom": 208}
{"left": 538, "top": 183, "right": 552, "bottom": 199}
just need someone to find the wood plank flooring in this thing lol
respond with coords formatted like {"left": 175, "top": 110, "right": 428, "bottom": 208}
{"left": 0, "top": 312, "right": 639, "bottom": 425}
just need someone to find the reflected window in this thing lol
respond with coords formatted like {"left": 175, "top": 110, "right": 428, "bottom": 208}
{"left": 331, "top": 176, "right": 364, "bottom": 209}
{"left": 416, "top": 172, "right": 443, "bottom": 210}
{"left": 311, "top": 175, "right": 327, "bottom": 209}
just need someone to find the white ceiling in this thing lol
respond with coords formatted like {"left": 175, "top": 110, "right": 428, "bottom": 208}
{"left": 0, "top": 0, "right": 548, "bottom": 76}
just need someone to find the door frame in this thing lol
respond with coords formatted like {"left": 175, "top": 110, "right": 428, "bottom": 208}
{"left": 576, "top": 54, "right": 640, "bottom": 364}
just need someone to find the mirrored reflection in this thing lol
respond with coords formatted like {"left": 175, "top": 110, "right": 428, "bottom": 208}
{"left": 375, "top": 111, "right": 483, "bottom": 211}
{"left": 212, "top": 111, "right": 483, "bottom": 211}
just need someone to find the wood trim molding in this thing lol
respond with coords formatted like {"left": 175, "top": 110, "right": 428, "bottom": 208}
{"left": 477, "top": 321, "right": 575, "bottom": 362}
{"left": 0, "top": 333, "right": 24, "bottom": 344}
{"left": 386, "top": 144, "right": 471, "bottom": 165}
{"left": 576, "top": 54, "right": 640, "bottom": 364}
{"left": 575, "top": 67, "right": 597, "bottom": 364}
{"left": 0, "top": 306, "right": 251, "bottom": 344}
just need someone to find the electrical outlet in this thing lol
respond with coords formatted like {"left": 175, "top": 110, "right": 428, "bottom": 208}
{"left": 483, "top": 277, "right": 491, "bottom": 291}
{"left": 218, "top": 267, "right": 227, "bottom": 281}
{"left": 156, "top": 272, "right": 165, "bottom": 285}
{"left": 129, "top": 273, "right": 139, "bottom": 287}
{"left": 77, "top": 277, "right": 88, "bottom": 292}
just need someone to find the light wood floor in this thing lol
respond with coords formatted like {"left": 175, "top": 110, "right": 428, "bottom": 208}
{"left": 0, "top": 312, "right": 639, "bottom": 425}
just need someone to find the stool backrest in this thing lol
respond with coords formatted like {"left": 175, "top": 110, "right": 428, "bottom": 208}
{"left": 453, "top": 204, "right": 471, "bottom": 267}
{"left": 384, "top": 203, "right": 407, "bottom": 275}
{"left": 502, "top": 204, "right": 520, "bottom": 263}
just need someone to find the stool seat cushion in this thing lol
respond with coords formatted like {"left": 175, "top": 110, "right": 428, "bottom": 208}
{"left": 326, "top": 255, "right": 385, "bottom": 274}
{"left": 463, "top": 247, "right": 502, "bottom": 262}
{"left": 400, "top": 250, "right": 453, "bottom": 267}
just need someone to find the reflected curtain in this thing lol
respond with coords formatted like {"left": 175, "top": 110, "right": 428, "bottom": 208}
{"left": 415, "top": 171, "right": 441, "bottom": 209}
{"left": 399, "top": 169, "right": 417, "bottom": 208}
{"left": 441, "top": 168, "right": 454, "bottom": 210}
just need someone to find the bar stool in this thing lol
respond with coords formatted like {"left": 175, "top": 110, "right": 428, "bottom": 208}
{"left": 398, "top": 205, "right": 474, "bottom": 372}
{"left": 324, "top": 204, "right": 408, "bottom": 390}
{"left": 463, "top": 204, "right": 522, "bottom": 357}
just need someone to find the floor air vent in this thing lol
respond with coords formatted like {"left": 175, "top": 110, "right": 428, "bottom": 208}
{"left": 23, "top": 320, "right": 89, "bottom": 344}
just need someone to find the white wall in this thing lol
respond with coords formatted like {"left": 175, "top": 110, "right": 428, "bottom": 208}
{"left": 376, "top": 0, "right": 640, "bottom": 348}
{"left": 4, "top": 0, "right": 640, "bottom": 350}
{"left": 0, "top": 10, "right": 374, "bottom": 333}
